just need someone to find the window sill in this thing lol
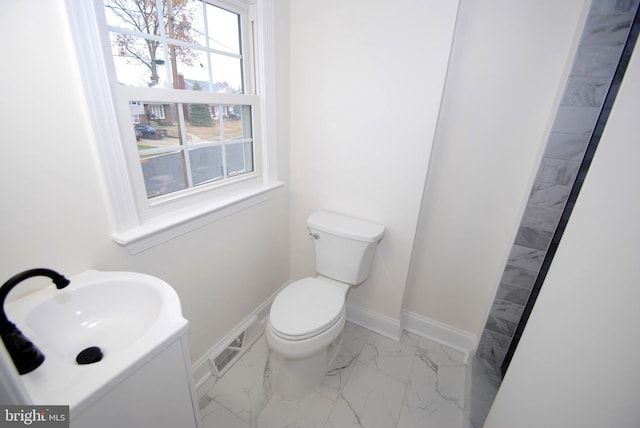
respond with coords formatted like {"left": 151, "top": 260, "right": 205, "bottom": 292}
{"left": 111, "top": 181, "right": 284, "bottom": 254}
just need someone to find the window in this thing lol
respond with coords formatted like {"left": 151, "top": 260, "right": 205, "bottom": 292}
{"left": 104, "top": 0, "right": 258, "bottom": 204}
{"left": 66, "top": 0, "right": 280, "bottom": 253}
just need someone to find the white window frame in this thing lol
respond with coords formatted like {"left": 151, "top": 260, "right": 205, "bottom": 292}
{"left": 65, "top": 0, "right": 281, "bottom": 254}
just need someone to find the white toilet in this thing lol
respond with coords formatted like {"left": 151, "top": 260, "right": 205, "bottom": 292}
{"left": 266, "top": 210, "right": 384, "bottom": 400}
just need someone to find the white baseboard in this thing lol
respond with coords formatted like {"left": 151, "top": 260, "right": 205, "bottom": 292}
{"left": 346, "top": 305, "right": 475, "bottom": 363}
{"left": 192, "top": 283, "right": 477, "bottom": 397}
{"left": 346, "top": 303, "right": 403, "bottom": 341}
{"left": 401, "top": 309, "right": 476, "bottom": 363}
{"left": 192, "top": 281, "right": 290, "bottom": 396}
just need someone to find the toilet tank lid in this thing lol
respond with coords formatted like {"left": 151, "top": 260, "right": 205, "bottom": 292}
{"left": 307, "top": 211, "right": 385, "bottom": 243}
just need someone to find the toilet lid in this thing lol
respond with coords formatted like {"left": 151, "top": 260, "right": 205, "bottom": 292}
{"left": 270, "top": 277, "right": 345, "bottom": 340}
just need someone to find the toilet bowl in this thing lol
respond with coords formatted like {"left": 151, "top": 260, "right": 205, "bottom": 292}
{"left": 266, "top": 278, "right": 348, "bottom": 400}
{"left": 266, "top": 211, "right": 384, "bottom": 400}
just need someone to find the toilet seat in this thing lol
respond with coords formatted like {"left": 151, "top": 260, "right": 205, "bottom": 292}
{"left": 270, "top": 277, "right": 345, "bottom": 341}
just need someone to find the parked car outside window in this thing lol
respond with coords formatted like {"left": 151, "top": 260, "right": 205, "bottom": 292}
{"left": 134, "top": 125, "right": 167, "bottom": 139}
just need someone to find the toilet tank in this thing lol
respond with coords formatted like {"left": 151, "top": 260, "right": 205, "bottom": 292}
{"left": 307, "top": 211, "right": 385, "bottom": 285}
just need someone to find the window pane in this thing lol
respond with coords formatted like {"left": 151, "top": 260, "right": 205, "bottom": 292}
{"left": 172, "top": 47, "right": 242, "bottom": 93}
{"left": 226, "top": 141, "right": 253, "bottom": 176}
{"left": 104, "top": 0, "right": 156, "bottom": 32}
{"left": 189, "top": 146, "right": 224, "bottom": 185}
{"left": 185, "top": 103, "right": 221, "bottom": 142}
{"left": 225, "top": 105, "right": 253, "bottom": 176}
{"left": 130, "top": 101, "right": 253, "bottom": 198}
{"left": 132, "top": 103, "right": 178, "bottom": 137}
{"left": 132, "top": 102, "right": 184, "bottom": 198}
{"left": 185, "top": 0, "right": 240, "bottom": 55}
{"left": 141, "top": 152, "right": 187, "bottom": 198}
{"left": 183, "top": 103, "right": 253, "bottom": 142}
{"left": 225, "top": 105, "right": 252, "bottom": 140}
{"left": 177, "top": 51, "right": 242, "bottom": 93}
{"left": 204, "top": 3, "right": 241, "bottom": 55}
{"left": 210, "top": 54, "right": 243, "bottom": 93}
{"left": 110, "top": 33, "right": 169, "bottom": 87}
{"left": 170, "top": 43, "right": 208, "bottom": 87}
{"left": 105, "top": 0, "right": 243, "bottom": 92}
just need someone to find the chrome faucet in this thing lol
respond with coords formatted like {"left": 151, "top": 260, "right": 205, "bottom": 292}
{"left": 0, "top": 268, "right": 70, "bottom": 374}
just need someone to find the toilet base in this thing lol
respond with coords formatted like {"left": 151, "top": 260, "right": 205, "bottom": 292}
{"left": 271, "top": 349, "right": 327, "bottom": 401}
{"left": 268, "top": 326, "right": 345, "bottom": 401}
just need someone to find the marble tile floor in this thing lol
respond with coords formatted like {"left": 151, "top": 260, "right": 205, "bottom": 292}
{"left": 468, "top": 356, "right": 501, "bottom": 428}
{"left": 199, "top": 322, "right": 475, "bottom": 428}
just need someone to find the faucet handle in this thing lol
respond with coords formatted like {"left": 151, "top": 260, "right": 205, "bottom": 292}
{"left": 1, "top": 324, "right": 45, "bottom": 375}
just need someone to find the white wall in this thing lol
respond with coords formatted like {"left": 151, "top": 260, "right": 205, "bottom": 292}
{"left": 485, "top": 41, "right": 640, "bottom": 428}
{"left": 403, "top": 0, "right": 589, "bottom": 340}
{"left": 0, "top": 0, "right": 290, "bottom": 364}
{"left": 289, "top": 0, "right": 459, "bottom": 321}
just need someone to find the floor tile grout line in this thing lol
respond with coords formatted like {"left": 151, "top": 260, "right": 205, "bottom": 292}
{"left": 202, "top": 323, "right": 470, "bottom": 428}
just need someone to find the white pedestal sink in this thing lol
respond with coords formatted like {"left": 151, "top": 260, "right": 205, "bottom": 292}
{"left": 5, "top": 270, "right": 201, "bottom": 427}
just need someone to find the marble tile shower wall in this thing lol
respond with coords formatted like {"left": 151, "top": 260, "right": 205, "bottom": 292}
{"left": 476, "top": 0, "right": 639, "bottom": 370}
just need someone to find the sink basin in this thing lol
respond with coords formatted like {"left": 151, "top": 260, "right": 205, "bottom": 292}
{"left": 25, "top": 278, "right": 163, "bottom": 360}
{"left": 5, "top": 270, "right": 188, "bottom": 413}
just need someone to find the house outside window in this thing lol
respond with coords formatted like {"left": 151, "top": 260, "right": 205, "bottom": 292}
{"left": 66, "top": 0, "right": 280, "bottom": 253}
{"left": 147, "top": 104, "right": 166, "bottom": 121}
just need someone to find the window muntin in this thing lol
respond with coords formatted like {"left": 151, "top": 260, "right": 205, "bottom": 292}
{"left": 100, "top": 0, "right": 257, "bottom": 213}
{"left": 131, "top": 101, "right": 253, "bottom": 199}
{"left": 104, "top": 0, "right": 245, "bottom": 92}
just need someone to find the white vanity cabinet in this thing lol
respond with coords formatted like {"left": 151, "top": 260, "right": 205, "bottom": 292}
{"left": 72, "top": 336, "right": 200, "bottom": 428}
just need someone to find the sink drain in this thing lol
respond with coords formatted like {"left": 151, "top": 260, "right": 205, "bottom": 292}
{"left": 76, "top": 346, "right": 103, "bottom": 365}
